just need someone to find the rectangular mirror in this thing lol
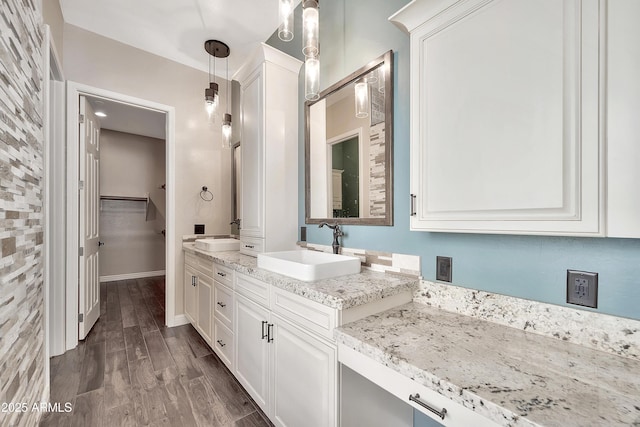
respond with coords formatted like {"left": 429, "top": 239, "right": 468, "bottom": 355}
{"left": 305, "top": 50, "right": 394, "bottom": 225}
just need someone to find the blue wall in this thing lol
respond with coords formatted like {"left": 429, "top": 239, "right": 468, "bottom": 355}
{"left": 267, "top": 0, "right": 640, "bottom": 321}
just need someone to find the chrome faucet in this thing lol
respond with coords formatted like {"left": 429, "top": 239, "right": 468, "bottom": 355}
{"left": 230, "top": 218, "right": 241, "bottom": 228}
{"left": 319, "top": 222, "right": 343, "bottom": 254}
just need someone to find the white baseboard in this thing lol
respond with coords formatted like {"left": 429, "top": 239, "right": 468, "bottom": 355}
{"left": 100, "top": 270, "right": 166, "bottom": 283}
{"left": 168, "top": 314, "right": 190, "bottom": 328}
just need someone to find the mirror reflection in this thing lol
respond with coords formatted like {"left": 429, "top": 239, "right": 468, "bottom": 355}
{"left": 306, "top": 51, "right": 393, "bottom": 225}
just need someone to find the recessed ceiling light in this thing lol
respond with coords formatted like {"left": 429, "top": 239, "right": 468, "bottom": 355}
{"left": 95, "top": 111, "right": 107, "bottom": 118}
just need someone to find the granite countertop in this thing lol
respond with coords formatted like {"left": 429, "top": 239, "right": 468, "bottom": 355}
{"left": 183, "top": 243, "right": 418, "bottom": 310}
{"left": 335, "top": 302, "right": 640, "bottom": 427}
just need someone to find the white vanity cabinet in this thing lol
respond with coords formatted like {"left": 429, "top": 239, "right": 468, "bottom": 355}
{"left": 184, "top": 253, "right": 213, "bottom": 344}
{"left": 392, "top": 0, "right": 604, "bottom": 236}
{"left": 234, "top": 43, "right": 302, "bottom": 255}
{"left": 234, "top": 272, "right": 338, "bottom": 427}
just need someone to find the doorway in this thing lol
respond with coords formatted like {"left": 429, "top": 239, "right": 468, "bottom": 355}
{"left": 64, "top": 82, "right": 176, "bottom": 351}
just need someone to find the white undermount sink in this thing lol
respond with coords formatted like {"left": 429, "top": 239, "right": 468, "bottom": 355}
{"left": 195, "top": 238, "right": 240, "bottom": 252}
{"left": 257, "top": 250, "right": 361, "bottom": 282}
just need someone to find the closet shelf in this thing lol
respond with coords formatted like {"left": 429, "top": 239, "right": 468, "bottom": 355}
{"left": 100, "top": 195, "right": 148, "bottom": 202}
{"left": 100, "top": 194, "right": 152, "bottom": 221}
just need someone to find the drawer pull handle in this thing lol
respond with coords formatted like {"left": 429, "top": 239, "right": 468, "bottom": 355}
{"left": 409, "top": 394, "right": 447, "bottom": 420}
{"left": 217, "top": 301, "right": 226, "bottom": 308}
{"left": 261, "top": 320, "right": 268, "bottom": 339}
{"left": 216, "top": 339, "right": 226, "bottom": 347}
{"left": 410, "top": 194, "right": 417, "bottom": 217}
{"left": 217, "top": 272, "right": 226, "bottom": 277}
{"left": 245, "top": 244, "right": 255, "bottom": 249}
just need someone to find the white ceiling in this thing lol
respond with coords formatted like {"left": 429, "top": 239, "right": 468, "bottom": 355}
{"left": 58, "top": 0, "right": 301, "bottom": 78}
{"left": 61, "top": 0, "right": 302, "bottom": 139}
{"left": 87, "top": 97, "right": 166, "bottom": 140}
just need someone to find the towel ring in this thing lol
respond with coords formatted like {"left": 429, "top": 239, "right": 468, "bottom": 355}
{"left": 200, "top": 186, "right": 213, "bottom": 202}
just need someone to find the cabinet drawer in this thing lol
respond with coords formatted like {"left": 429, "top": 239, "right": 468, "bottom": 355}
{"left": 240, "top": 236, "right": 264, "bottom": 256}
{"left": 214, "top": 282, "right": 234, "bottom": 330}
{"left": 236, "top": 273, "right": 269, "bottom": 308}
{"left": 186, "top": 252, "right": 214, "bottom": 278}
{"left": 214, "top": 319, "right": 234, "bottom": 372}
{"left": 214, "top": 262, "right": 234, "bottom": 288}
{"left": 338, "top": 345, "right": 499, "bottom": 427}
{"left": 271, "top": 286, "right": 337, "bottom": 341}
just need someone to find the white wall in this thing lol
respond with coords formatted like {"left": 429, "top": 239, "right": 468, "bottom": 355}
{"left": 63, "top": 24, "right": 233, "bottom": 316}
{"left": 99, "top": 129, "right": 166, "bottom": 278}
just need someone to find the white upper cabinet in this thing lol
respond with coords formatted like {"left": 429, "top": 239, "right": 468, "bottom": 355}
{"left": 392, "top": 0, "right": 605, "bottom": 236}
{"left": 606, "top": 0, "right": 640, "bottom": 238}
{"left": 234, "top": 43, "right": 302, "bottom": 254}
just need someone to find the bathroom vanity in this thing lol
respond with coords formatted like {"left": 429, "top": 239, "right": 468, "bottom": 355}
{"left": 183, "top": 243, "right": 417, "bottom": 427}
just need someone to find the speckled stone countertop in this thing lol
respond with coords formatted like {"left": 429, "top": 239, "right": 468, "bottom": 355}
{"left": 335, "top": 302, "right": 640, "bottom": 427}
{"left": 183, "top": 243, "right": 418, "bottom": 310}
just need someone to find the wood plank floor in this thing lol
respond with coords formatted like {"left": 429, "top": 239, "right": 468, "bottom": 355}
{"left": 41, "top": 277, "right": 271, "bottom": 427}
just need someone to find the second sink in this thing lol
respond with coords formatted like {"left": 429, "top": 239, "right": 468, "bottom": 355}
{"left": 257, "top": 250, "right": 361, "bottom": 281}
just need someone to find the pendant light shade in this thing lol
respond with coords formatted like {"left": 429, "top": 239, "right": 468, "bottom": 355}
{"left": 355, "top": 81, "right": 370, "bottom": 119}
{"left": 278, "top": 0, "right": 294, "bottom": 42}
{"left": 305, "top": 56, "right": 320, "bottom": 101}
{"left": 222, "top": 113, "right": 232, "bottom": 147}
{"left": 302, "top": 0, "right": 319, "bottom": 57}
{"left": 205, "top": 82, "right": 219, "bottom": 116}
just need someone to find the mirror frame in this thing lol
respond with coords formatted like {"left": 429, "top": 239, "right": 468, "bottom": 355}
{"left": 305, "top": 50, "right": 394, "bottom": 226}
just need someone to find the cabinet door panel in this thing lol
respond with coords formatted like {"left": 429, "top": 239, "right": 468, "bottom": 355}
{"left": 184, "top": 265, "right": 197, "bottom": 325}
{"left": 235, "top": 294, "right": 270, "bottom": 414}
{"left": 409, "top": 0, "right": 602, "bottom": 235}
{"left": 197, "top": 273, "right": 212, "bottom": 344}
{"left": 240, "top": 68, "right": 265, "bottom": 238}
{"left": 271, "top": 315, "right": 336, "bottom": 427}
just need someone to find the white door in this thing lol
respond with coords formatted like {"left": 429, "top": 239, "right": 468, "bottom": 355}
{"left": 234, "top": 294, "right": 270, "bottom": 414}
{"left": 78, "top": 96, "right": 101, "bottom": 339}
{"left": 271, "top": 315, "right": 336, "bottom": 427}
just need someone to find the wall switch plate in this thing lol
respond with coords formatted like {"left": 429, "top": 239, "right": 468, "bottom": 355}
{"left": 566, "top": 270, "right": 598, "bottom": 308}
{"left": 436, "top": 256, "right": 452, "bottom": 282}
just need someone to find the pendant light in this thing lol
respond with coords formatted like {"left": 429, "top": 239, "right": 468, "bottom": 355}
{"left": 278, "top": 0, "right": 294, "bottom": 42}
{"left": 204, "top": 40, "right": 229, "bottom": 119}
{"left": 204, "top": 40, "right": 231, "bottom": 147}
{"left": 303, "top": 0, "right": 320, "bottom": 101}
{"left": 221, "top": 55, "right": 232, "bottom": 148}
{"left": 302, "top": 0, "right": 319, "bottom": 57}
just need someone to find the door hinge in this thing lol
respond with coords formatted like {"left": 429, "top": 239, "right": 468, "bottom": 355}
{"left": 78, "top": 313, "right": 84, "bottom": 323}
{"left": 79, "top": 114, "right": 85, "bottom": 124}
{"left": 79, "top": 180, "right": 84, "bottom": 190}
{"left": 79, "top": 247, "right": 84, "bottom": 256}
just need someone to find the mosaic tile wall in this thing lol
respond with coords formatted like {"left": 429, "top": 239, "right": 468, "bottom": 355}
{"left": 369, "top": 122, "right": 386, "bottom": 217}
{"left": 0, "top": 0, "right": 46, "bottom": 426}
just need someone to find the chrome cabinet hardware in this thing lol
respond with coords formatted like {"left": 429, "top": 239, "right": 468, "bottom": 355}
{"left": 216, "top": 339, "right": 226, "bottom": 347}
{"left": 217, "top": 301, "right": 226, "bottom": 308}
{"left": 410, "top": 194, "right": 417, "bottom": 216}
{"left": 217, "top": 272, "right": 226, "bottom": 277}
{"left": 409, "top": 394, "right": 447, "bottom": 420}
{"left": 191, "top": 275, "right": 197, "bottom": 286}
{"left": 245, "top": 244, "right": 255, "bottom": 249}
{"left": 261, "top": 320, "right": 268, "bottom": 339}
{"left": 267, "top": 323, "right": 274, "bottom": 343}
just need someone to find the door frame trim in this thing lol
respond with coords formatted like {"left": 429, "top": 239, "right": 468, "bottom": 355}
{"left": 65, "top": 81, "right": 177, "bottom": 350}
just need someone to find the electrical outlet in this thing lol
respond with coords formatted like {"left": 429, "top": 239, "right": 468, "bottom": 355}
{"left": 566, "top": 270, "right": 598, "bottom": 308}
{"left": 436, "top": 256, "right": 452, "bottom": 282}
